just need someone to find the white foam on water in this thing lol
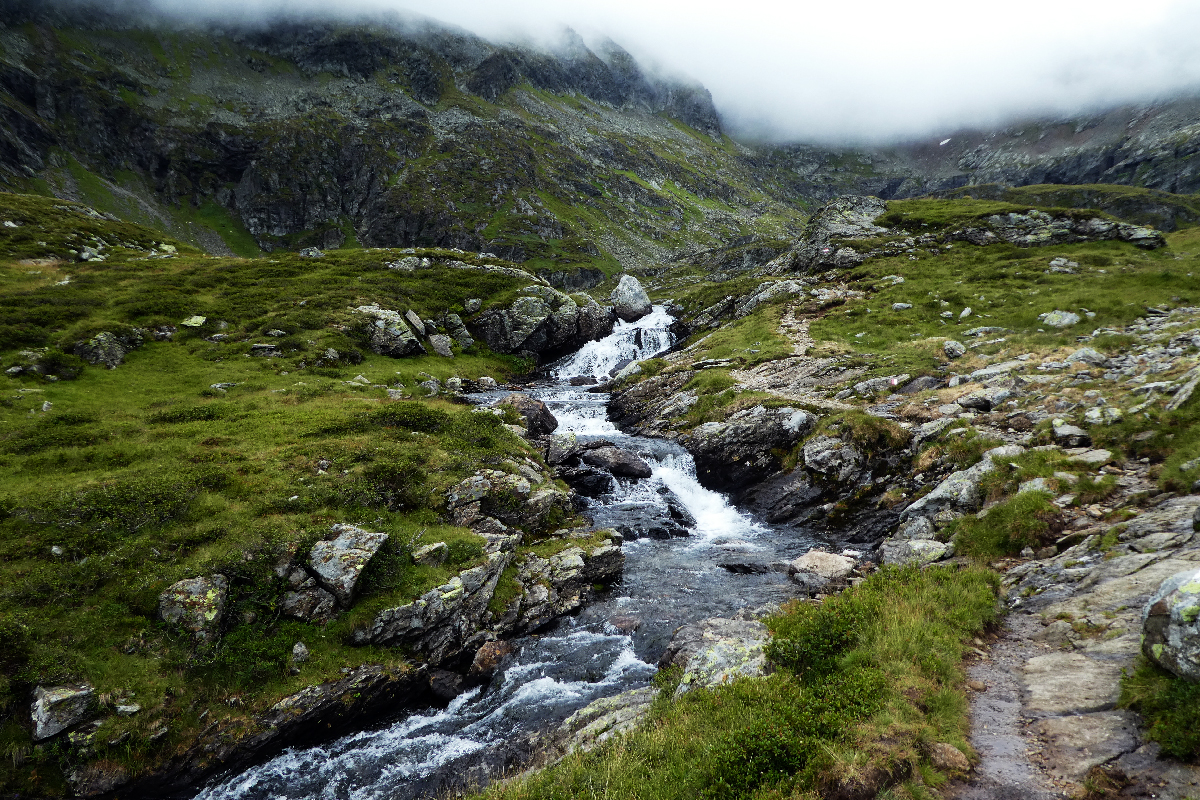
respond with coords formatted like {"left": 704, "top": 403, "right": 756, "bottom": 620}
{"left": 551, "top": 306, "right": 674, "bottom": 380}
{"left": 653, "top": 454, "right": 766, "bottom": 543}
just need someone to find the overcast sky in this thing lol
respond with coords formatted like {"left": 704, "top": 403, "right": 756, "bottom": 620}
{"left": 148, "top": 0, "right": 1200, "bottom": 143}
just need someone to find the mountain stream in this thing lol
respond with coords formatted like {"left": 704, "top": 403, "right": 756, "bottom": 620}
{"left": 195, "top": 307, "right": 832, "bottom": 800}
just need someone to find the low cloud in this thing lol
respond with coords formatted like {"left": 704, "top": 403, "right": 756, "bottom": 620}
{"left": 102, "top": 0, "right": 1200, "bottom": 143}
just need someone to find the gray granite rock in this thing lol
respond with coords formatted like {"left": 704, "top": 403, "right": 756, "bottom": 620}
{"left": 158, "top": 574, "right": 229, "bottom": 645}
{"left": 31, "top": 684, "right": 96, "bottom": 741}
{"left": 1142, "top": 568, "right": 1200, "bottom": 681}
{"left": 308, "top": 524, "right": 389, "bottom": 607}
{"left": 609, "top": 275, "right": 652, "bottom": 323}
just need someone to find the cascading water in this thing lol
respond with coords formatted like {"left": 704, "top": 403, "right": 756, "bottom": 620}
{"left": 195, "top": 306, "right": 824, "bottom": 800}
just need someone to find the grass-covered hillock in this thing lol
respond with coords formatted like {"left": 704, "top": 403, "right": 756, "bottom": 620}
{"left": 939, "top": 183, "right": 1200, "bottom": 232}
{"left": 0, "top": 194, "right": 593, "bottom": 795}
{"left": 479, "top": 565, "right": 1001, "bottom": 800}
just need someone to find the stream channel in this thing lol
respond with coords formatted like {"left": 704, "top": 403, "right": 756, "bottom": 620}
{"left": 196, "top": 307, "right": 837, "bottom": 800}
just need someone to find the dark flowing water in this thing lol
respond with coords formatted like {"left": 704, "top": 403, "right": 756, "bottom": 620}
{"left": 195, "top": 307, "right": 832, "bottom": 800}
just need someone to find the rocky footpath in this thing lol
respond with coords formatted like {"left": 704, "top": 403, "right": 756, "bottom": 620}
{"left": 949, "top": 496, "right": 1200, "bottom": 799}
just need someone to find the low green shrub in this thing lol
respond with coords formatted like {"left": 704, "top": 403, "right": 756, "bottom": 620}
{"left": 479, "top": 565, "right": 999, "bottom": 800}
{"left": 949, "top": 492, "right": 1063, "bottom": 558}
{"left": 148, "top": 403, "right": 234, "bottom": 423}
{"left": 1120, "top": 657, "right": 1200, "bottom": 760}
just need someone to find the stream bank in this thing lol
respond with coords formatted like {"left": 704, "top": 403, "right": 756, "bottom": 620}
{"left": 187, "top": 307, "right": 835, "bottom": 800}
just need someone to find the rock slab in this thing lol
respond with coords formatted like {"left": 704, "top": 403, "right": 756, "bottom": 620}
{"left": 308, "top": 524, "right": 389, "bottom": 606}
{"left": 31, "top": 684, "right": 96, "bottom": 741}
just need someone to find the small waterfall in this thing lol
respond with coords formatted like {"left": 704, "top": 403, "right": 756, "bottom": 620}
{"left": 551, "top": 306, "right": 674, "bottom": 380}
{"left": 193, "top": 305, "right": 821, "bottom": 800}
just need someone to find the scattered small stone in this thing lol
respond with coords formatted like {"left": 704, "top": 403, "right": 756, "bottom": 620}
{"left": 291, "top": 642, "right": 310, "bottom": 664}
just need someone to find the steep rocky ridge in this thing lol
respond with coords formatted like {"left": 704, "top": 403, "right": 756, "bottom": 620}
{"left": 0, "top": 2, "right": 808, "bottom": 279}
{"left": 8, "top": 3, "right": 1200, "bottom": 287}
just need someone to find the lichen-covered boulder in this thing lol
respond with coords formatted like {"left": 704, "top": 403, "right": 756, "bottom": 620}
{"left": 1142, "top": 568, "right": 1200, "bottom": 681}
{"left": 881, "top": 539, "right": 949, "bottom": 566}
{"left": 1039, "top": 310, "right": 1081, "bottom": 328}
{"left": 355, "top": 305, "right": 427, "bottom": 357}
{"left": 72, "top": 329, "right": 145, "bottom": 368}
{"left": 610, "top": 275, "right": 652, "bottom": 323}
{"left": 308, "top": 524, "right": 389, "bottom": 607}
{"left": 658, "top": 617, "right": 769, "bottom": 696}
{"left": 497, "top": 393, "right": 558, "bottom": 436}
{"left": 943, "top": 340, "right": 966, "bottom": 359}
{"left": 159, "top": 574, "right": 229, "bottom": 645}
{"left": 31, "top": 684, "right": 96, "bottom": 741}
{"left": 428, "top": 334, "right": 455, "bottom": 358}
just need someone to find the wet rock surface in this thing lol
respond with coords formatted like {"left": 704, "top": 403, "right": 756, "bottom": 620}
{"left": 949, "top": 495, "right": 1200, "bottom": 799}
{"left": 610, "top": 274, "right": 652, "bottom": 322}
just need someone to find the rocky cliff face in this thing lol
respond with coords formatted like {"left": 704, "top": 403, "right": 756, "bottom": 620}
{"left": 0, "top": 2, "right": 806, "bottom": 277}
{"left": 9, "top": 4, "right": 1200, "bottom": 281}
{"left": 761, "top": 97, "right": 1200, "bottom": 203}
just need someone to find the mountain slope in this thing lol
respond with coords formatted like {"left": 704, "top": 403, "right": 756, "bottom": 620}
{"left": 0, "top": 3, "right": 808, "bottom": 282}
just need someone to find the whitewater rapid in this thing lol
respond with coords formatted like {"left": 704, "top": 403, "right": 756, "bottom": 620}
{"left": 194, "top": 305, "right": 816, "bottom": 800}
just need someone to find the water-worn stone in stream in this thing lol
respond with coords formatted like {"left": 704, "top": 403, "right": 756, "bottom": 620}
{"left": 191, "top": 306, "right": 832, "bottom": 800}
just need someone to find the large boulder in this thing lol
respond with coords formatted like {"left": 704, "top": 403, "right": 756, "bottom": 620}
{"left": 610, "top": 275, "right": 652, "bottom": 322}
{"left": 802, "top": 436, "right": 863, "bottom": 483}
{"left": 72, "top": 329, "right": 144, "bottom": 368}
{"left": 469, "top": 287, "right": 615, "bottom": 360}
{"left": 1142, "top": 568, "right": 1200, "bottom": 682}
{"left": 158, "top": 574, "right": 229, "bottom": 645}
{"left": 497, "top": 393, "right": 558, "bottom": 436}
{"left": 355, "top": 305, "right": 426, "bottom": 357}
{"left": 579, "top": 446, "right": 653, "bottom": 478}
{"left": 788, "top": 550, "right": 856, "bottom": 580}
{"left": 658, "top": 617, "right": 770, "bottom": 696}
{"left": 31, "top": 684, "right": 96, "bottom": 741}
{"left": 308, "top": 524, "right": 389, "bottom": 607}
{"left": 681, "top": 406, "right": 816, "bottom": 495}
